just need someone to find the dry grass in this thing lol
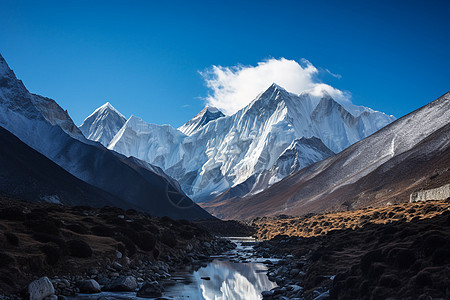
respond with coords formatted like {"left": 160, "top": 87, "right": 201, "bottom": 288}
{"left": 251, "top": 200, "right": 450, "bottom": 240}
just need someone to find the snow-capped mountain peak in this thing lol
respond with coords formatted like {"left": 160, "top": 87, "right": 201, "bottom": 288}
{"left": 92, "top": 102, "right": 126, "bottom": 119}
{"left": 83, "top": 82, "right": 396, "bottom": 202}
{"left": 178, "top": 106, "right": 225, "bottom": 136}
{"left": 79, "top": 102, "right": 127, "bottom": 147}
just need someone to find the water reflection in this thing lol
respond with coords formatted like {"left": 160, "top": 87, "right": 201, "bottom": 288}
{"left": 163, "top": 259, "right": 277, "bottom": 300}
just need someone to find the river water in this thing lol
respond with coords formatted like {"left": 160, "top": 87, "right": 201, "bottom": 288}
{"left": 77, "top": 237, "right": 277, "bottom": 300}
{"left": 161, "top": 237, "right": 277, "bottom": 299}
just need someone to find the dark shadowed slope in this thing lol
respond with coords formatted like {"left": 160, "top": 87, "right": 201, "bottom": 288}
{"left": 202, "top": 92, "right": 450, "bottom": 219}
{"left": 0, "top": 125, "right": 122, "bottom": 207}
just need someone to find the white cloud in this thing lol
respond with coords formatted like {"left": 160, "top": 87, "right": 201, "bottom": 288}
{"left": 325, "top": 68, "right": 342, "bottom": 79}
{"left": 200, "top": 58, "right": 350, "bottom": 115}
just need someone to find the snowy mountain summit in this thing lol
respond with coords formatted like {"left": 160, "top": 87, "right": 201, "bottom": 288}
{"left": 82, "top": 83, "right": 395, "bottom": 201}
{"left": 80, "top": 102, "right": 126, "bottom": 146}
{"left": 178, "top": 106, "right": 225, "bottom": 136}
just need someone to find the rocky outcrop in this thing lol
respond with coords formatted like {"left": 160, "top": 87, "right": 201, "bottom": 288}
{"left": 410, "top": 184, "right": 450, "bottom": 202}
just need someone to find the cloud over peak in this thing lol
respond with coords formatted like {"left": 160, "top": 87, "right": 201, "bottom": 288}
{"left": 200, "top": 58, "right": 349, "bottom": 115}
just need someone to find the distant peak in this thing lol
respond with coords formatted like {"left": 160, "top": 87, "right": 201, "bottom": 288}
{"left": 178, "top": 106, "right": 225, "bottom": 135}
{"left": 101, "top": 101, "right": 113, "bottom": 108}
{"left": 99, "top": 101, "right": 119, "bottom": 112}
{"left": 260, "top": 83, "right": 289, "bottom": 98}
{"left": 126, "top": 114, "right": 148, "bottom": 125}
{"left": 266, "top": 82, "right": 287, "bottom": 93}
{"left": 270, "top": 82, "right": 283, "bottom": 89}
{"left": 205, "top": 106, "right": 220, "bottom": 113}
{"left": 193, "top": 106, "right": 224, "bottom": 120}
{"left": 96, "top": 102, "right": 125, "bottom": 118}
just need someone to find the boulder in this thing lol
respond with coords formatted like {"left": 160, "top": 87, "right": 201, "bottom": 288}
{"left": 28, "top": 277, "right": 55, "bottom": 300}
{"left": 104, "top": 275, "right": 137, "bottom": 292}
{"left": 78, "top": 279, "right": 101, "bottom": 293}
{"left": 136, "top": 281, "right": 163, "bottom": 298}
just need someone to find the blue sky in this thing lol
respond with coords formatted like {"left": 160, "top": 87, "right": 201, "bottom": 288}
{"left": 1, "top": 0, "right": 449, "bottom": 127}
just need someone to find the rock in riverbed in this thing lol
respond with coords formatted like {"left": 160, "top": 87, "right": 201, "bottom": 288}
{"left": 78, "top": 279, "right": 101, "bottom": 293}
{"left": 28, "top": 276, "right": 55, "bottom": 300}
{"left": 136, "top": 281, "right": 163, "bottom": 298}
{"left": 103, "top": 275, "right": 137, "bottom": 292}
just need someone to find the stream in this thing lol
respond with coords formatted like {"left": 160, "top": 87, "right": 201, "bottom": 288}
{"left": 76, "top": 237, "right": 278, "bottom": 300}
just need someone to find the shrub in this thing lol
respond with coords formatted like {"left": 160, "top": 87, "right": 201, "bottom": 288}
{"left": 66, "top": 223, "right": 89, "bottom": 234}
{"left": 129, "top": 221, "right": 146, "bottom": 232}
{"left": 415, "top": 271, "right": 432, "bottom": 286}
{"left": 160, "top": 216, "right": 174, "bottom": 225}
{"left": 67, "top": 239, "right": 92, "bottom": 258}
{"left": 422, "top": 234, "right": 447, "bottom": 256}
{"left": 25, "top": 255, "right": 44, "bottom": 272}
{"left": 32, "top": 233, "right": 67, "bottom": 254}
{"left": 178, "top": 219, "right": 191, "bottom": 226}
{"left": 117, "top": 243, "right": 126, "bottom": 255}
{"left": 4, "top": 232, "right": 19, "bottom": 246}
{"left": 179, "top": 229, "right": 194, "bottom": 240}
{"left": 0, "top": 208, "right": 25, "bottom": 221}
{"left": 0, "top": 252, "right": 14, "bottom": 267}
{"left": 360, "top": 250, "right": 383, "bottom": 273}
{"left": 72, "top": 205, "right": 92, "bottom": 211}
{"left": 147, "top": 224, "right": 160, "bottom": 234}
{"left": 125, "top": 209, "right": 138, "bottom": 215}
{"left": 395, "top": 249, "right": 416, "bottom": 269}
{"left": 160, "top": 233, "right": 177, "bottom": 248}
{"left": 91, "top": 225, "right": 114, "bottom": 237}
{"left": 40, "top": 244, "right": 61, "bottom": 265}
{"left": 115, "top": 236, "right": 136, "bottom": 257}
{"left": 379, "top": 275, "right": 401, "bottom": 287}
{"left": 107, "top": 216, "right": 127, "bottom": 226}
{"left": 116, "top": 227, "right": 140, "bottom": 245}
{"left": 139, "top": 231, "right": 156, "bottom": 251}
{"left": 24, "top": 219, "right": 60, "bottom": 235}
{"left": 27, "top": 208, "right": 49, "bottom": 220}
{"left": 431, "top": 248, "right": 450, "bottom": 265}
{"left": 152, "top": 248, "right": 160, "bottom": 259}
{"left": 100, "top": 206, "right": 124, "bottom": 215}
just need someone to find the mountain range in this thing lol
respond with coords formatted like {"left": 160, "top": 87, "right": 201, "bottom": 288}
{"left": 203, "top": 92, "right": 450, "bottom": 219}
{"left": 2, "top": 51, "right": 447, "bottom": 221}
{"left": 0, "top": 53, "right": 211, "bottom": 220}
{"left": 82, "top": 83, "right": 395, "bottom": 202}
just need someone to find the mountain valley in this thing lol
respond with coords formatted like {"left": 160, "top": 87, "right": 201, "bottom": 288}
{"left": 0, "top": 52, "right": 448, "bottom": 300}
